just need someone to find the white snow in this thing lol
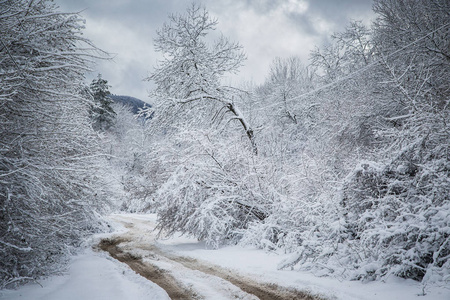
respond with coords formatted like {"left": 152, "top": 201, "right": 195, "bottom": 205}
{"left": 144, "top": 213, "right": 450, "bottom": 300}
{"left": 0, "top": 247, "right": 169, "bottom": 300}
{"left": 2, "top": 213, "right": 449, "bottom": 300}
{"left": 161, "top": 241, "right": 450, "bottom": 300}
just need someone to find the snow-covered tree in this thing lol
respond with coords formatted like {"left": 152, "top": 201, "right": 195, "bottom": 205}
{"left": 309, "top": 0, "right": 450, "bottom": 283}
{"left": 154, "top": 129, "right": 269, "bottom": 248}
{"left": 264, "top": 56, "right": 316, "bottom": 126}
{"left": 90, "top": 74, "right": 116, "bottom": 131}
{"left": 0, "top": 0, "right": 110, "bottom": 288}
{"left": 144, "top": 3, "right": 256, "bottom": 154}
{"left": 277, "top": 0, "right": 449, "bottom": 284}
{"left": 105, "top": 102, "right": 156, "bottom": 211}
{"left": 137, "top": 4, "right": 281, "bottom": 246}
{"left": 342, "top": 0, "right": 450, "bottom": 282}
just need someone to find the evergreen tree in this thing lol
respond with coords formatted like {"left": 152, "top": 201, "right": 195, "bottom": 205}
{"left": 90, "top": 74, "right": 116, "bottom": 131}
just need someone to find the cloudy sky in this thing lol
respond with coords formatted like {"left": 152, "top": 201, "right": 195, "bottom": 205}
{"left": 56, "top": 0, "right": 374, "bottom": 102}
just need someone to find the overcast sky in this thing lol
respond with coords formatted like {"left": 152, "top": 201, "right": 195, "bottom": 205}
{"left": 56, "top": 0, "right": 375, "bottom": 102}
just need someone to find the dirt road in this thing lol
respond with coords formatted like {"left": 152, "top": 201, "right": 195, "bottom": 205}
{"left": 96, "top": 215, "right": 327, "bottom": 300}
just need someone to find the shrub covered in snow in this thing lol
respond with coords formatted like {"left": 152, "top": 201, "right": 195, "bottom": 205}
{"left": 153, "top": 130, "right": 269, "bottom": 248}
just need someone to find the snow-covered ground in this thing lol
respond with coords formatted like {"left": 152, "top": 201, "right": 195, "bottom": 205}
{"left": 0, "top": 248, "right": 169, "bottom": 300}
{"left": 159, "top": 231, "right": 448, "bottom": 300}
{"left": 1, "top": 213, "right": 449, "bottom": 300}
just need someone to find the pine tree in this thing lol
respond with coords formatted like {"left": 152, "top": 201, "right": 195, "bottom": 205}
{"left": 90, "top": 74, "right": 116, "bottom": 131}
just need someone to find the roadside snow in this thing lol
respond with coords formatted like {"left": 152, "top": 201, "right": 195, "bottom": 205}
{"left": 160, "top": 240, "right": 450, "bottom": 300}
{"left": 0, "top": 248, "right": 169, "bottom": 300}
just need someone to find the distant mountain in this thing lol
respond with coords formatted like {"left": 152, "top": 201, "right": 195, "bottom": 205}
{"left": 109, "top": 94, "right": 150, "bottom": 115}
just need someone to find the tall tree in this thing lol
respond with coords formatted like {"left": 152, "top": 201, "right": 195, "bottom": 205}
{"left": 145, "top": 3, "right": 257, "bottom": 154}
{"left": 265, "top": 56, "right": 316, "bottom": 125}
{"left": 90, "top": 74, "right": 116, "bottom": 131}
{"left": 138, "top": 4, "right": 274, "bottom": 247}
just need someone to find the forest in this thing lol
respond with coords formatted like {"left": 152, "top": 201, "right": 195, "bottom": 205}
{"left": 1, "top": 0, "right": 448, "bottom": 290}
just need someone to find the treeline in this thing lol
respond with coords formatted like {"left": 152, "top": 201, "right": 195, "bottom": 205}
{"left": 0, "top": 1, "right": 113, "bottom": 288}
{"left": 117, "top": 0, "right": 449, "bottom": 284}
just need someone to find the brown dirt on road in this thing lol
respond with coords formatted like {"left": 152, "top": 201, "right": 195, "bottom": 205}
{"left": 159, "top": 254, "right": 322, "bottom": 300}
{"left": 97, "top": 237, "right": 327, "bottom": 300}
{"left": 98, "top": 238, "right": 199, "bottom": 300}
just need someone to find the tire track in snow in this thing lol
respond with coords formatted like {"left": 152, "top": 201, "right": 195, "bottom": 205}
{"left": 97, "top": 216, "right": 327, "bottom": 300}
{"left": 159, "top": 253, "right": 323, "bottom": 300}
{"left": 98, "top": 238, "right": 198, "bottom": 299}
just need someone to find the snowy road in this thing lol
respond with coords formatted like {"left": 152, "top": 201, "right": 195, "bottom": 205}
{"left": 2, "top": 213, "right": 449, "bottom": 300}
{"left": 101, "top": 214, "right": 323, "bottom": 300}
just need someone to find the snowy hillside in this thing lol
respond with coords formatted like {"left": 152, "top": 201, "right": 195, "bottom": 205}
{"left": 109, "top": 95, "right": 150, "bottom": 115}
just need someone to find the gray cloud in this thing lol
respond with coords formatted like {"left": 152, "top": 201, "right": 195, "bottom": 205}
{"left": 56, "top": 0, "right": 374, "bottom": 101}
{"left": 307, "top": 0, "right": 373, "bottom": 21}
